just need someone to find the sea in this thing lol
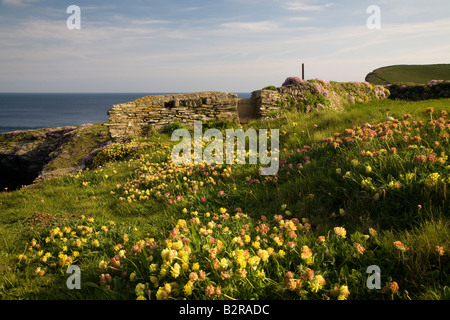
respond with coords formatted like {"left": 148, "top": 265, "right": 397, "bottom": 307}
{"left": 0, "top": 92, "right": 252, "bottom": 134}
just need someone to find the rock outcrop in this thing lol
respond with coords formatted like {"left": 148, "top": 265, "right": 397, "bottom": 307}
{"left": 0, "top": 124, "right": 109, "bottom": 190}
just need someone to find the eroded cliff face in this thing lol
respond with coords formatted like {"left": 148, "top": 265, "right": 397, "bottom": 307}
{"left": 0, "top": 124, "right": 110, "bottom": 190}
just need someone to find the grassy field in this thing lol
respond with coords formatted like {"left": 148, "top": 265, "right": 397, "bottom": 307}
{"left": 366, "top": 64, "right": 450, "bottom": 85}
{"left": 0, "top": 98, "right": 449, "bottom": 300}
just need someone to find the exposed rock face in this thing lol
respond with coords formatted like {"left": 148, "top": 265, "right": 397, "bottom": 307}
{"left": 0, "top": 124, "right": 110, "bottom": 190}
{"left": 0, "top": 127, "right": 77, "bottom": 190}
{"left": 106, "top": 91, "right": 240, "bottom": 141}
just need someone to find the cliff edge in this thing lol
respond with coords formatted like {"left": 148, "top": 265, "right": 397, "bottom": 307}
{"left": 0, "top": 123, "right": 110, "bottom": 190}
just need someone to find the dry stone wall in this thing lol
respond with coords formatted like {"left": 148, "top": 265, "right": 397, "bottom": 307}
{"left": 106, "top": 92, "right": 239, "bottom": 141}
{"left": 106, "top": 81, "right": 389, "bottom": 141}
{"left": 387, "top": 80, "right": 450, "bottom": 101}
{"left": 253, "top": 80, "right": 389, "bottom": 118}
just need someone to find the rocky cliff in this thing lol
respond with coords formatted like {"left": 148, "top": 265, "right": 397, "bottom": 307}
{"left": 0, "top": 123, "right": 110, "bottom": 190}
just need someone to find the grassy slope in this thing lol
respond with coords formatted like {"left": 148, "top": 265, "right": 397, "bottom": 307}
{"left": 43, "top": 123, "right": 110, "bottom": 173}
{"left": 366, "top": 64, "right": 450, "bottom": 85}
{"left": 0, "top": 99, "right": 449, "bottom": 300}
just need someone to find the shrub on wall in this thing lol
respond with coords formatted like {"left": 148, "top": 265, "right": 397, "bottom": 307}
{"left": 163, "top": 121, "right": 186, "bottom": 134}
{"left": 204, "top": 118, "right": 239, "bottom": 130}
{"left": 277, "top": 78, "right": 388, "bottom": 113}
{"left": 282, "top": 77, "right": 303, "bottom": 87}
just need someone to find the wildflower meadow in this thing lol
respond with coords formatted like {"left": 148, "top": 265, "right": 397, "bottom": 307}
{"left": 0, "top": 97, "right": 449, "bottom": 302}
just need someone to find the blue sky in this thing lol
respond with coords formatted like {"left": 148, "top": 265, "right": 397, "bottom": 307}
{"left": 0, "top": 0, "right": 449, "bottom": 93}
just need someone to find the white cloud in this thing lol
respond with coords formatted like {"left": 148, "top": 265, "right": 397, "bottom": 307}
{"left": 1, "top": 0, "right": 36, "bottom": 6}
{"left": 2, "top": 0, "right": 24, "bottom": 5}
{"left": 179, "top": 7, "right": 201, "bottom": 12}
{"left": 281, "top": 1, "right": 334, "bottom": 11}
{"left": 130, "top": 20, "right": 170, "bottom": 25}
{"left": 288, "top": 16, "right": 313, "bottom": 22}
{"left": 1, "top": 1, "right": 449, "bottom": 92}
{"left": 220, "top": 21, "right": 278, "bottom": 32}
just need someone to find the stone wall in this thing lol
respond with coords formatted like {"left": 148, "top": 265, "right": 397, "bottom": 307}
{"left": 106, "top": 92, "right": 239, "bottom": 141}
{"left": 387, "top": 80, "right": 450, "bottom": 100}
{"left": 106, "top": 81, "right": 389, "bottom": 141}
{"left": 237, "top": 98, "right": 258, "bottom": 123}
{"left": 252, "top": 80, "right": 389, "bottom": 118}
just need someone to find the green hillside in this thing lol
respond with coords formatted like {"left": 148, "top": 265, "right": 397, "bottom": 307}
{"left": 366, "top": 64, "right": 450, "bottom": 85}
{"left": 1, "top": 97, "right": 450, "bottom": 301}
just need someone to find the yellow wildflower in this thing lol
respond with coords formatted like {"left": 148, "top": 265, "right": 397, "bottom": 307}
{"left": 184, "top": 282, "right": 193, "bottom": 296}
{"left": 334, "top": 227, "right": 347, "bottom": 238}
{"left": 247, "top": 256, "right": 261, "bottom": 270}
{"left": 300, "top": 246, "right": 312, "bottom": 260}
{"left": 171, "top": 263, "right": 181, "bottom": 278}
{"left": 220, "top": 258, "right": 231, "bottom": 269}
{"left": 338, "top": 285, "right": 350, "bottom": 300}
{"left": 159, "top": 266, "right": 167, "bottom": 277}
{"left": 149, "top": 263, "right": 158, "bottom": 272}
{"left": 257, "top": 249, "right": 270, "bottom": 262}
{"left": 176, "top": 219, "right": 187, "bottom": 228}
{"left": 309, "top": 275, "right": 326, "bottom": 293}
{"left": 256, "top": 270, "right": 266, "bottom": 279}
{"left": 150, "top": 276, "right": 159, "bottom": 287}
{"left": 135, "top": 283, "right": 146, "bottom": 297}
{"left": 172, "top": 240, "right": 183, "bottom": 251}
{"left": 35, "top": 267, "right": 45, "bottom": 277}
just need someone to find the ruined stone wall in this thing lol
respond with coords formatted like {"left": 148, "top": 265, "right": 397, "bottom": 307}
{"left": 387, "top": 80, "right": 450, "bottom": 100}
{"left": 106, "top": 81, "right": 389, "bottom": 141}
{"left": 252, "top": 81, "right": 389, "bottom": 118}
{"left": 106, "top": 92, "right": 239, "bottom": 141}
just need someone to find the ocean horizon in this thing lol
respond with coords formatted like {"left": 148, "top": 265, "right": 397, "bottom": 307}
{"left": 0, "top": 92, "right": 252, "bottom": 134}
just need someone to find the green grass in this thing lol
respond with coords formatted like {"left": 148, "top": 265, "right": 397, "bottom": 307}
{"left": 44, "top": 123, "right": 110, "bottom": 172}
{"left": 366, "top": 64, "right": 450, "bottom": 85}
{"left": 1, "top": 99, "right": 449, "bottom": 300}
